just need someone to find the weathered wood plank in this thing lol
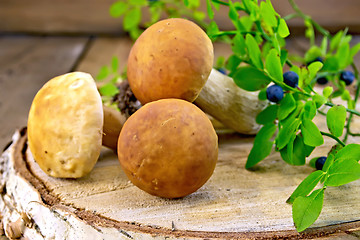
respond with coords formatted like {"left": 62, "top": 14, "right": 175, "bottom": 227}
{"left": 0, "top": 0, "right": 121, "bottom": 35}
{"left": 0, "top": 36, "right": 88, "bottom": 150}
{"left": 0, "top": 0, "right": 360, "bottom": 34}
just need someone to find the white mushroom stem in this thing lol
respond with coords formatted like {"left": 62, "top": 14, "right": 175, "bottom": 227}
{"left": 195, "top": 69, "right": 268, "bottom": 135}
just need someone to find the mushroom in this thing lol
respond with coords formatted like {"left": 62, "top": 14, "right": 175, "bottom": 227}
{"left": 195, "top": 68, "right": 268, "bottom": 134}
{"left": 126, "top": 18, "right": 267, "bottom": 135}
{"left": 127, "top": 18, "right": 214, "bottom": 104}
{"left": 102, "top": 105, "right": 126, "bottom": 151}
{"left": 117, "top": 98, "right": 218, "bottom": 198}
{"left": 28, "top": 72, "right": 105, "bottom": 178}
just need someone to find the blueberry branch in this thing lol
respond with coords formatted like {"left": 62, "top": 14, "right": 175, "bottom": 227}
{"left": 211, "top": 0, "right": 248, "bottom": 12}
{"left": 210, "top": 30, "right": 260, "bottom": 37}
{"left": 344, "top": 62, "right": 360, "bottom": 141}
{"left": 287, "top": 0, "right": 330, "bottom": 38}
{"left": 320, "top": 131, "right": 346, "bottom": 147}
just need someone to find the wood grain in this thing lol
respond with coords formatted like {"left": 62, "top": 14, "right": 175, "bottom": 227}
{"left": 0, "top": 36, "right": 88, "bottom": 150}
{"left": 1, "top": 122, "right": 359, "bottom": 239}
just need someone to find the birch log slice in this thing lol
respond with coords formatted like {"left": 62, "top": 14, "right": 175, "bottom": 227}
{"left": 1, "top": 120, "right": 360, "bottom": 239}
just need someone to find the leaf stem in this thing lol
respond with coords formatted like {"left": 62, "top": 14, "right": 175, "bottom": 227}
{"left": 343, "top": 62, "right": 360, "bottom": 142}
{"left": 211, "top": 0, "right": 247, "bottom": 12}
{"left": 255, "top": 21, "right": 272, "bottom": 42}
{"left": 287, "top": 0, "right": 330, "bottom": 38}
{"left": 210, "top": 30, "right": 259, "bottom": 37}
{"left": 320, "top": 131, "right": 346, "bottom": 147}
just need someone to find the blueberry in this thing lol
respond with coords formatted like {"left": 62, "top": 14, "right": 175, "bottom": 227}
{"left": 266, "top": 85, "right": 284, "bottom": 103}
{"left": 340, "top": 70, "right": 355, "bottom": 86}
{"left": 316, "top": 77, "right": 328, "bottom": 85}
{"left": 307, "top": 57, "right": 323, "bottom": 66}
{"left": 217, "top": 68, "right": 227, "bottom": 75}
{"left": 315, "top": 156, "right": 327, "bottom": 170}
{"left": 283, "top": 71, "right": 299, "bottom": 88}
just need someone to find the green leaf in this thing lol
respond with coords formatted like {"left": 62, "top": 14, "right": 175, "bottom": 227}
{"left": 276, "top": 119, "right": 301, "bottom": 150}
{"left": 246, "top": 34, "right": 264, "bottom": 69}
{"left": 320, "top": 36, "right": 328, "bottom": 56}
{"left": 256, "top": 104, "right": 278, "bottom": 125}
{"left": 280, "top": 49, "right": 288, "bottom": 66}
{"left": 260, "top": 1, "right": 277, "bottom": 27}
{"left": 330, "top": 30, "right": 343, "bottom": 52}
{"left": 206, "top": 0, "right": 214, "bottom": 19}
{"left": 258, "top": 88, "right": 267, "bottom": 101}
{"left": 298, "top": 134, "right": 315, "bottom": 157}
{"left": 99, "top": 83, "right": 119, "bottom": 97}
{"left": 193, "top": 11, "right": 206, "bottom": 21}
{"left": 123, "top": 7, "right": 142, "bottom": 31}
{"left": 335, "top": 143, "right": 360, "bottom": 162}
{"left": 129, "top": 0, "right": 147, "bottom": 4}
{"left": 321, "top": 56, "right": 339, "bottom": 72}
{"left": 312, "top": 94, "right": 326, "bottom": 108}
{"left": 111, "top": 56, "right": 119, "bottom": 72}
{"left": 301, "top": 119, "right": 324, "bottom": 147}
{"left": 280, "top": 101, "right": 304, "bottom": 128}
{"left": 149, "top": 4, "right": 162, "bottom": 23}
{"left": 278, "top": 94, "right": 296, "bottom": 120}
{"left": 110, "top": 1, "right": 128, "bottom": 18}
{"left": 207, "top": 21, "right": 220, "bottom": 40}
{"left": 265, "top": 48, "right": 283, "bottom": 82}
{"left": 186, "top": 0, "right": 200, "bottom": 8}
{"left": 246, "top": 123, "right": 277, "bottom": 169}
{"left": 322, "top": 154, "right": 335, "bottom": 173}
{"left": 287, "top": 170, "right": 324, "bottom": 204}
{"left": 232, "top": 33, "right": 247, "bottom": 57}
{"left": 323, "top": 86, "right": 333, "bottom": 98}
{"left": 325, "top": 159, "right": 360, "bottom": 186}
{"left": 278, "top": 18, "right": 290, "bottom": 38}
{"left": 307, "top": 61, "right": 323, "bottom": 83}
{"left": 226, "top": 55, "right": 242, "bottom": 72}
{"left": 350, "top": 42, "right": 360, "bottom": 59}
{"left": 232, "top": 66, "right": 271, "bottom": 91}
{"left": 239, "top": 15, "right": 253, "bottom": 31}
{"left": 228, "top": 0, "right": 239, "bottom": 22}
{"left": 304, "top": 46, "right": 322, "bottom": 64}
{"left": 336, "top": 42, "right": 350, "bottom": 69}
{"left": 304, "top": 19, "right": 314, "bottom": 42}
{"left": 96, "top": 66, "right": 111, "bottom": 81}
{"left": 272, "top": 33, "right": 281, "bottom": 54}
{"left": 280, "top": 134, "right": 296, "bottom": 165}
{"left": 281, "top": 135, "right": 314, "bottom": 166}
{"left": 302, "top": 100, "right": 316, "bottom": 120}
{"left": 326, "top": 105, "right": 346, "bottom": 138}
{"left": 292, "top": 188, "right": 325, "bottom": 232}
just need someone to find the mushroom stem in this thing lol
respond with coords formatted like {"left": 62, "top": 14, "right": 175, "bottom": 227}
{"left": 102, "top": 106, "right": 126, "bottom": 151}
{"left": 195, "top": 69, "right": 268, "bottom": 135}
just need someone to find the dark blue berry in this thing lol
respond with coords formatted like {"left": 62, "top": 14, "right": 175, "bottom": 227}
{"left": 283, "top": 71, "right": 299, "bottom": 88}
{"left": 266, "top": 85, "right": 284, "bottom": 103}
{"left": 217, "top": 68, "right": 227, "bottom": 75}
{"left": 315, "top": 156, "right": 327, "bottom": 170}
{"left": 340, "top": 71, "right": 355, "bottom": 86}
{"left": 307, "top": 57, "right": 323, "bottom": 66}
{"left": 316, "top": 77, "right": 328, "bottom": 85}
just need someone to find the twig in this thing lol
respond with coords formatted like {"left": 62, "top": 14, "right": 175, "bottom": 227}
{"left": 320, "top": 131, "right": 346, "bottom": 147}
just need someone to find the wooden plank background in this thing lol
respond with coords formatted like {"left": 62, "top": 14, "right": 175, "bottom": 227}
{"left": 0, "top": 0, "right": 360, "bottom": 35}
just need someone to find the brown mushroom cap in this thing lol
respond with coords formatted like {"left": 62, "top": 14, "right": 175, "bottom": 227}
{"left": 127, "top": 18, "right": 214, "bottom": 104}
{"left": 27, "top": 72, "right": 103, "bottom": 178}
{"left": 117, "top": 98, "right": 218, "bottom": 198}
